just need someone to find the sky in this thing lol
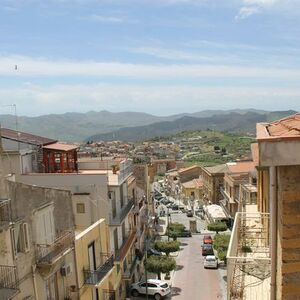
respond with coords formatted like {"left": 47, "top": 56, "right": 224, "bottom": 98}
{"left": 1, "top": 0, "right": 300, "bottom": 116}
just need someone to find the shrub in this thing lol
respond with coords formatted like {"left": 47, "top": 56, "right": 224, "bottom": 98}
{"left": 145, "top": 256, "right": 176, "bottom": 280}
{"left": 218, "top": 250, "right": 227, "bottom": 264}
{"left": 154, "top": 240, "right": 180, "bottom": 256}
{"left": 213, "top": 234, "right": 231, "bottom": 252}
{"left": 207, "top": 222, "right": 227, "bottom": 234}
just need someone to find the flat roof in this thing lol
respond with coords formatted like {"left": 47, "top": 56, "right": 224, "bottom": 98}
{"left": 1, "top": 127, "right": 56, "bottom": 146}
{"left": 43, "top": 142, "right": 78, "bottom": 152}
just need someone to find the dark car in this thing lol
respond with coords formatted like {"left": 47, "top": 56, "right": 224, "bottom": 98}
{"left": 180, "top": 229, "right": 192, "bottom": 237}
{"left": 186, "top": 210, "right": 193, "bottom": 217}
{"left": 147, "top": 248, "right": 162, "bottom": 256}
{"left": 202, "top": 244, "right": 214, "bottom": 256}
{"left": 170, "top": 204, "right": 179, "bottom": 210}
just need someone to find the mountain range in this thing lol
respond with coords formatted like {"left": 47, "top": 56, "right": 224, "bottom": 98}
{"left": 0, "top": 109, "right": 296, "bottom": 142}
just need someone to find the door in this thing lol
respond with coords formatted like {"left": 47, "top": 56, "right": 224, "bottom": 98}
{"left": 88, "top": 242, "right": 98, "bottom": 300}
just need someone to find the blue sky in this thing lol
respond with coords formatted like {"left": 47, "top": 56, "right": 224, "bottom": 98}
{"left": 0, "top": 0, "right": 300, "bottom": 116}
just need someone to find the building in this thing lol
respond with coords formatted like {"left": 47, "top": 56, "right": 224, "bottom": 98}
{"left": 202, "top": 164, "right": 229, "bottom": 205}
{"left": 219, "top": 161, "right": 255, "bottom": 219}
{"left": 0, "top": 175, "right": 77, "bottom": 300}
{"left": 181, "top": 178, "right": 203, "bottom": 203}
{"left": 0, "top": 128, "right": 144, "bottom": 300}
{"left": 178, "top": 165, "right": 202, "bottom": 184}
{"left": 227, "top": 113, "right": 300, "bottom": 300}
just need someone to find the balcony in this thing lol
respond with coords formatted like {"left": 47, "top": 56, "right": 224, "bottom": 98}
{"left": 115, "top": 230, "right": 136, "bottom": 261}
{"left": 122, "top": 255, "right": 139, "bottom": 280}
{"left": 0, "top": 199, "right": 11, "bottom": 229}
{"left": 109, "top": 198, "right": 134, "bottom": 226}
{"left": 36, "top": 231, "right": 74, "bottom": 266}
{"left": 227, "top": 211, "right": 270, "bottom": 300}
{"left": 0, "top": 265, "right": 19, "bottom": 300}
{"left": 84, "top": 254, "right": 114, "bottom": 285}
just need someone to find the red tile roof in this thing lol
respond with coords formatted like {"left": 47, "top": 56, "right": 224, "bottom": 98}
{"left": 227, "top": 161, "right": 255, "bottom": 173}
{"left": 257, "top": 113, "right": 300, "bottom": 141}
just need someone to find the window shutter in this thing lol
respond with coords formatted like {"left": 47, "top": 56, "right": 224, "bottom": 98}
{"left": 22, "top": 223, "right": 30, "bottom": 252}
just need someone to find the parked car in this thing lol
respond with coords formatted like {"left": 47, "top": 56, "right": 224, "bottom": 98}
{"left": 202, "top": 244, "right": 214, "bottom": 256}
{"left": 147, "top": 248, "right": 162, "bottom": 256}
{"left": 204, "top": 255, "right": 218, "bottom": 269}
{"left": 131, "top": 279, "right": 171, "bottom": 300}
{"left": 170, "top": 204, "right": 179, "bottom": 210}
{"left": 186, "top": 210, "right": 193, "bottom": 217}
{"left": 203, "top": 235, "right": 213, "bottom": 244}
{"left": 179, "top": 229, "right": 192, "bottom": 237}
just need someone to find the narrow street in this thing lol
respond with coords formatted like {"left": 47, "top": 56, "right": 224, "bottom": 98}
{"left": 170, "top": 212, "right": 225, "bottom": 300}
{"left": 131, "top": 209, "right": 226, "bottom": 300}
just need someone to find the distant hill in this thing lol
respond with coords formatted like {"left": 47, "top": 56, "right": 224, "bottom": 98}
{"left": 0, "top": 110, "right": 170, "bottom": 142}
{"left": 0, "top": 109, "right": 296, "bottom": 142}
{"left": 86, "top": 110, "right": 297, "bottom": 142}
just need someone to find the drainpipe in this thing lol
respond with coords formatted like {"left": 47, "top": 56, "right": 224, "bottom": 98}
{"left": 32, "top": 264, "right": 39, "bottom": 300}
{"left": 270, "top": 166, "right": 277, "bottom": 300}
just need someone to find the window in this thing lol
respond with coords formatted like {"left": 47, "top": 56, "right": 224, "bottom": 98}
{"left": 11, "top": 222, "right": 30, "bottom": 256}
{"left": 120, "top": 184, "right": 124, "bottom": 208}
{"left": 35, "top": 204, "right": 55, "bottom": 245}
{"left": 45, "top": 272, "right": 58, "bottom": 300}
{"left": 76, "top": 203, "right": 85, "bottom": 214}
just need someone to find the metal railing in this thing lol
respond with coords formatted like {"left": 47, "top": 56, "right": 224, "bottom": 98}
{"left": 227, "top": 212, "right": 271, "bottom": 300}
{"left": 0, "top": 199, "right": 11, "bottom": 228}
{"left": 84, "top": 254, "right": 114, "bottom": 285}
{"left": 122, "top": 255, "right": 138, "bottom": 280}
{"left": 0, "top": 265, "right": 18, "bottom": 291}
{"left": 109, "top": 198, "right": 134, "bottom": 225}
{"left": 36, "top": 231, "right": 74, "bottom": 265}
{"left": 115, "top": 230, "right": 136, "bottom": 261}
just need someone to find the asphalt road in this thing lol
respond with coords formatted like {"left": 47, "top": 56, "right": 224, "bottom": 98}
{"left": 130, "top": 211, "right": 225, "bottom": 300}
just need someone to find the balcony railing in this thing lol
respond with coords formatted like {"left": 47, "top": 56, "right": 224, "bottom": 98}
{"left": 227, "top": 212, "right": 270, "bottom": 300}
{"left": 84, "top": 254, "right": 114, "bottom": 285}
{"left": 115, "top": 230, "right": 136, "bottom": 261}
{"left": 0, "top": 265, "right": 19, "bottom": 299}
{"left": 109, "top": 198, "right": 134, "bottom": 226}
{"left": 103, "top": 289, "right": 116, "bottom": 300}
{"left": 0, "top": 199, "right": 11, "bottom": 229}
{"left": 122, "top": 255, "right": 138, "bottom": 280}
{"left": 36, "top": 231, "right": 74, "bottom": 265}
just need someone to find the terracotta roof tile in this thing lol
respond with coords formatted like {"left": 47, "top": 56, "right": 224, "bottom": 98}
{"left": 259, "top": 113, "right": 300, "bottom": 140}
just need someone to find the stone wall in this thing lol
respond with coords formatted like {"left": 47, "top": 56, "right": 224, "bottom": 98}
{"left": 277, "top": 165, "right": 300, "bottom": 299}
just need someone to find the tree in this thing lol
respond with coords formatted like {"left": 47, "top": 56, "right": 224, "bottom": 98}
{"left": 167, "top": 223, "right": 186, "bottom": 241}
{"left": 154, "top": 240, "right": 180, "bottom": 257}
{"left": 145, "top": 256, "right": 176, "bottom": 280}
{"left": 207, "top": 222, "right": 227, "bottom": 234}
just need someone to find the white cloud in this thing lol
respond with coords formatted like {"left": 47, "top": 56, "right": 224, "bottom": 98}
{"left": 86, "top": 14, "right": 125, "bottom": 23}
{"left": 235, "top": 6, "right": 261, "bottom": 19}
{"left": 1, "top": 83, "right": 300, "bottom": 116}
{"left": 2, "top": 55, "right": 300, "bottom": 80}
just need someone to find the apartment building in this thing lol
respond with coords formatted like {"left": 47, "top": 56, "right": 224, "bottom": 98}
{"left": 219, "top": 161, "right": 255, "bottom": 219}
{"left": 0, "top": 176, "right": 77, "bottom": 300}
{"left": 0, "top": 128, "right": 144, "bottom": 300}
{"left": 202, "top": 164, "right": 229, "bottom": 205}
{"left": 227, "top": 113, "right": 300, "bottom": 300}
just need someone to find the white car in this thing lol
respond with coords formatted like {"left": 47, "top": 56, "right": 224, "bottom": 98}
{"left": 131, "top": 279, "right": 171, "bottom": 299}
{"left": 204, "top": 255, "right": 218, "bottom": 269}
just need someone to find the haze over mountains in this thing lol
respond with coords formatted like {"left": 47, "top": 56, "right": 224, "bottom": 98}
{"left": 0, "top": 109, "right": 296, "bottom": 142}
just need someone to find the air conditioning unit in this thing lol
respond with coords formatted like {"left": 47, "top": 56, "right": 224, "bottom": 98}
{"left": 61, "top": 264, "right": 72, "bottom": 276}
